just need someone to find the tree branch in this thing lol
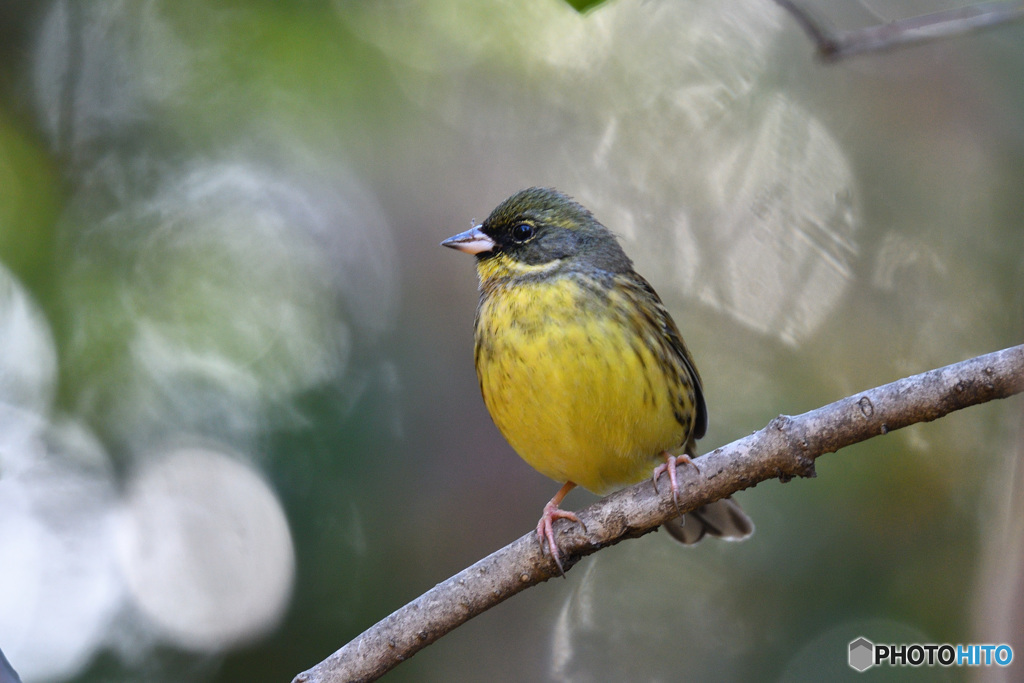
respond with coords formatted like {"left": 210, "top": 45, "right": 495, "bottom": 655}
{"left": 772, "top": 0, "right": 1024, "bottom": 61}
{"left": 294, "top": 344, "right": 1024, "bottom": 683}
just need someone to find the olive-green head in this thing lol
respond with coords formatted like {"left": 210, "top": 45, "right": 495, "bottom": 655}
{"left": 441, "top": 188, "right": 633, "bottom": 275}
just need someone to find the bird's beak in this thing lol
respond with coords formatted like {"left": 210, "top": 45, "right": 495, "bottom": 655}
{"left": 441, "top": 225, "right": 495, "bottom": 255}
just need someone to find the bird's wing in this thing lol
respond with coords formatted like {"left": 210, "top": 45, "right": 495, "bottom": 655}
{"left": 623, "top": 273, "right": 708, "bottom": 442}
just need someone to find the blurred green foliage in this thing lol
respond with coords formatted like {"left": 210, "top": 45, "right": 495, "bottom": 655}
{"left": 562, "top": 0, "right": 608, "bottom": 12}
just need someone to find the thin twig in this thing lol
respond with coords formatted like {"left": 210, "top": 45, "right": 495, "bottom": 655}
{"left": 294, "top": 344, "right": 1024, "bottom": 683}
{"left": 772, "top": 0, "right": 1024, "bottom": 61}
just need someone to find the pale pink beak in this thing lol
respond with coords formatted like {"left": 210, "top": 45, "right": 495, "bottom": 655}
{"left": 441, "top": 225, "right": 495, "bottom": 255}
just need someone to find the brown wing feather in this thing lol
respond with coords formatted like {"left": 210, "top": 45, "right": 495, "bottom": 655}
{"left": 618, "top": 273, "right": 708, "bottom": 443}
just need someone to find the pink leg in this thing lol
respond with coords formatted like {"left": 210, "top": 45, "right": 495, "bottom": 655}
{"left": 536, "top": 481, "right": 585, "bottom": 576}
{"left": 652, "top": 451, "right": 700, "bottom": 509}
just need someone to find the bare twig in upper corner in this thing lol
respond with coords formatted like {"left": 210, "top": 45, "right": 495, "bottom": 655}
{"left": 772, "top": 0, "right": 1024, "bottom": 61}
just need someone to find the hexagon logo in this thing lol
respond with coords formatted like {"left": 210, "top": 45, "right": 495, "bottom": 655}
{"left": 849, "top": 637, "right": 874, "bottom": 672}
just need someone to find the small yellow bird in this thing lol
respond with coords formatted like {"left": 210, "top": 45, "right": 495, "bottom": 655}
{"left": 443, "top": 188, "right": 752, "bottom": 572}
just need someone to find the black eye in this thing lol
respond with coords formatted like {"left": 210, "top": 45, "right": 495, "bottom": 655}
{"left": 511, "top": 223, "right": 534, "bottom": 242}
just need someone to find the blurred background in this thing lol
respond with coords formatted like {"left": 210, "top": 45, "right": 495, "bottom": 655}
{"left": 0, "top": 0, "right": 1022, "bottom": 681}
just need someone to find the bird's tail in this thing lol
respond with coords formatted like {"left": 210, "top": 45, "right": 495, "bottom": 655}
{"left": 662, "top": 497, "right": 754, "bottom": 544}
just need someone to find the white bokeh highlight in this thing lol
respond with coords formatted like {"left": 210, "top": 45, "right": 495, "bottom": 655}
{"left": 0, "top": 268, "right": 122, "bottom": 682}
{"left": 116, "top": 446, "right": 295, "bottom": 651}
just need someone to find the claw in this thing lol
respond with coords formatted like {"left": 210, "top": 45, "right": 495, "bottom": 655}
{"left": 535, "top": 482, "right": 585, "bottom": 576}
{"left": 652, "top": 451, "right": 700, "bottom": 511}
{"left": 537, "top": 506, "right": 584, "bottom": 576}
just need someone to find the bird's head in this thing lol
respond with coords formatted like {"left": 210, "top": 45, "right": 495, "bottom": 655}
{"left": 441, "top": 188, "right": 632, "bottom": 282}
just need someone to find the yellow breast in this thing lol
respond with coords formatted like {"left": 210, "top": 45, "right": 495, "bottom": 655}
{"left": 474, "top": 271, "right": 695, "bottom": 495}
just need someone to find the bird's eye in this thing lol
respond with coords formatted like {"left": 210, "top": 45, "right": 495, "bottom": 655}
{"left": 511, "top": 223, "right": 534, "bottom": 242}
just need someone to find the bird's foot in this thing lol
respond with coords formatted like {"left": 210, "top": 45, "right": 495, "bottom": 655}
{"left": 536, "top": 482, "right": 585, "bottom": 576}
{"left": 652, "top": 452, "right": 700, "bottom": 511}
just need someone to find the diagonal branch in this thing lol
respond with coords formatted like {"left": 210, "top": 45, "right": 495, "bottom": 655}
{"left": 294, "top": 344, "right": 1024, "bottom": 683}
{"left": 772, "top": 0, "right": 1024, "bottom": 61}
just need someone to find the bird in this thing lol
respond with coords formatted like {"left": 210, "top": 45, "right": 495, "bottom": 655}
{"left": 442, "top": 187, "right": 752, "bottom": 573}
